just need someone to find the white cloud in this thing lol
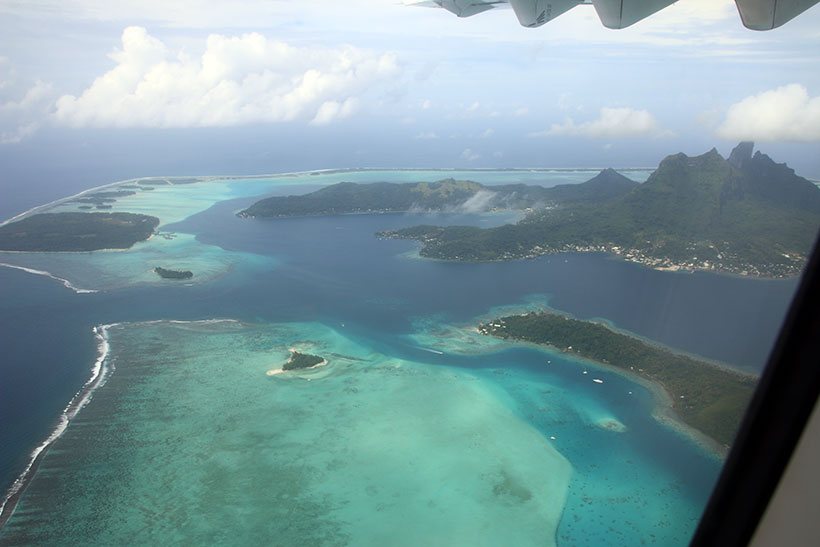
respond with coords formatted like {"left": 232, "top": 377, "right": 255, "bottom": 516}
{"left": 716, "top": 84, "right": 820, "bottom": 142}
{"left": 0, "top": 57, "right": 12, "bottom": 91}
{"left": 478, "top": 128, "right": 494, "bottom": 139}
{"left": 530, "top": 107, "right": 661, "bottom": 139}
{"left": 413, "top": 131, "right": 439, "bottom": 140}
{"left": 53, "top": 26, "right": 399, "bottom": 128}
{"left": 461, "top": 148, "right": 480, "bottom": 161}
{"left": 311, "top": 98, "right": 359, "bottom": 125}
{"left": 420, "top": 99, "right": 432, "bottom": 110}
{"left": 513, "top": 107, "right": 529, "bottom": 117}
{"left": 1, "top": 121, "right": 39, "bottom": 144}
{"left": 0, "top": 80, "right": 54, "bottom": 144}
{"left": 459, "top": 189, "right": 496, "bottom": 212}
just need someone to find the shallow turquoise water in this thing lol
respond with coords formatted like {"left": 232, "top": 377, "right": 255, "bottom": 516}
{"left": 0, "top": 169, "right": 795, "bottom": 545}
{"left": 2, "top": 321, "right": 573, "bottom": 545}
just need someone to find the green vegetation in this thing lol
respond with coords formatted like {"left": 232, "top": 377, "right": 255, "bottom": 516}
{"left": 239, "top": 170, "right": 639, "bottom": 218}
{"left": 479, "top": 311, "right": 756, "bottom": 446}
{"left": 89, "top": 190, "right": 138, "bottom": 199}
{"left": 71, "top": 190, "right": 137, "bottom": 207}
{"left": 0, "top": 212, "right": 159, "bottom": 252}
{"left": 381, "top": 144, "right": 820, "bottom": 277}
{"left": 283, "top": 351, "right": 325, "bottom": 371}
{"left": 539, "top": 168, "right": 639, "bottom": 203}
{"left": 241, "top": 179, "right": 484, "bottom": 217}
{"left": 153, "top": 267, "right": 193, "bottom": 280}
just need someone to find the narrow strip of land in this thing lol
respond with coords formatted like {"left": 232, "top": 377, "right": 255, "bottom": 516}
{"left": 478, "top": 312, "right": 757, "bottom": 447}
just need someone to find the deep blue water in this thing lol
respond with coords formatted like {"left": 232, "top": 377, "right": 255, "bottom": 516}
{"left": 178, "top": 194, "right": 796, "bottom": 368}
{"left": 0, "top": 189, "right": 800, "bottom": 537}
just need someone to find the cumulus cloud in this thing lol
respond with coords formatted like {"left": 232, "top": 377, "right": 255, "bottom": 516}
{"left": 413, "top": 131, "right": 439, "bottom": 140}
{"left": 529, "top": 107, "right": 661, "bottom": 138}
{"left": 0, "top": 80, "right": 55, "bottom": 144}
{"left": 478, "top": 128, "right": 494, "bottom": 139}
{"left": 311, "top": 98, "right": 359, "bottom": 125}
{"left": 461, "top": 148, "right": 480, "bottom": 161}
{"left": 53, "top": 26, "right": 399, "bottom": 128}
{"left": 716, "top": 84, "right": 820, "bottom": 142}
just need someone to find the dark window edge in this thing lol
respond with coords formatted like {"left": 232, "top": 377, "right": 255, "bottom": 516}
{"left": 691, "top": 232, "right": 820, "bottom": 546}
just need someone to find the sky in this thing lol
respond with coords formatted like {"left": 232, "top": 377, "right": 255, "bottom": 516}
{"left": 1, "top": 0, "right": 819, "bottom": 212}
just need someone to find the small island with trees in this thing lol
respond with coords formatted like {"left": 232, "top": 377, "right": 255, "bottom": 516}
{"left": 153, "top": 267, "right": 193, "bottom": 280}
{"left": 283, "top": 350, "right": 326, "bottom": 371}
{"left": 0, "top": 212, "right": 159, "bottom": 252}
{"left": 478, "top": 311, "right": 757, "bottom": 448}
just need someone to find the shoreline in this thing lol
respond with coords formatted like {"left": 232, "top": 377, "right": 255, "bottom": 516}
{"left": 266, "top": 358, "right": 328, "bottom": 376}
{"left": 244, "top": 207, "right": 524, "bottom": 221}
{"left": 0, "top": 240, "right": 246, "bottom": 294}
{"left": 0, "top": 167, "right": 656, "bottom": 227}
{"left": 0, "top": 179, "right": 144, "bottom": 228}
{"left": 0, "top": 318, "right": 242, "bottom": 531}
{"left": 485, "top": 332, "right": 732, "bottom": 459}
{"left": 480, "top": 297, "right": 757, "bottom": 377}
{"left": 474, "top": 308, "right": 757, "bottom": 459}
{"left": 402, "top": 240, "right": 802, "bottom": 281}
{"left": 410, "top": 244, "right": 803, "bottom": 281}
{"left": 564, "top": 310, "right": 758, "bottom": 378}
{"left": 0, "top": 323, "right": 117, "bottom": 529}
{"left": 0, "top": 262, "right": 98, "bottom": 294}
{"left": 395, "top": 232, "right": 801, "bottom": 281}
{"left": 411, "top": 309, "right": 735, "bottom": 459}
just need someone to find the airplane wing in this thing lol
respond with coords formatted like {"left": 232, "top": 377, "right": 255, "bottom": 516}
{"left": 508, "top": 0, "right": 585, "bottom": 27}
{"left": 417, "top": 0, "right": 819, "bottom": 30}
{"left": 430, "top": 0, "right": 506, "bottom": 18}
{"left": 591, "top": 0, "right": 677, "bottom": 29}
{"left": 735, "top": 0, "right": 819, "bottom": 29}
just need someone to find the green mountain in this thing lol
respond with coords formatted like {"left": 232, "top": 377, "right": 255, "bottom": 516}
{"left": 544, "top": 168, "right": 639, "bottom": 203}
{"left": 239, "top": 171, "right": 638, "bottom": 218}
{"left": 240, "top": 179, "right": 485, "bottom": 217}
{"left": 381, "top": 144, "right": 820, "bottom": 278}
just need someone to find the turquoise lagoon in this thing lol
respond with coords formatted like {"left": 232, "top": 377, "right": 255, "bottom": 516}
{"left": 0, "top": 169, "right": 798, "bottom": 545}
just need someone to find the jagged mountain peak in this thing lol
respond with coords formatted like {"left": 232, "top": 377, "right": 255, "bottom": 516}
{"left": 728, "top": 141, "right": 755, "bottom": 169}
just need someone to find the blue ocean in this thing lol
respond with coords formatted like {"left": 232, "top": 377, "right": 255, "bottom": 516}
{"left": 0, "top": 171, "right": 799, "bottom": 545}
